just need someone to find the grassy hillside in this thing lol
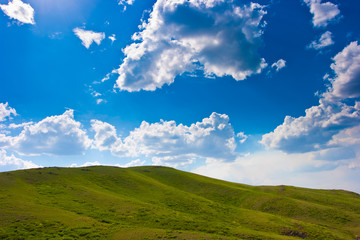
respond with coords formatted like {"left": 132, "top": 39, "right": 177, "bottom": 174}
{"left": 0, "top": 166, "right": 359, "bottom": 239}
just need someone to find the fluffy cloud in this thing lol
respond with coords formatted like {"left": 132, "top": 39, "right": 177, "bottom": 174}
{"left": 303, "top": 0, "right": 340, "bottom": 27}
{"left": 326, "top": 41, "right": 360, "bottom": 100}
{"left": 261, "top": 100, "right": 360, "bottom": 153}
{"left": 114, "top": 0, "right": 267, "bottom": 92}
{"left": 91, "top": 119, "right": 120, "bottom": 151}
{"left": 271, "top": 59, "right": 286, "bottom": 72}
{"left": 261, "top": 42, "right": 360, "bottom": 154}
{"left": 308, "top": 31, "right": 334, "bottom": 50}
{"left": 91, "top": 113, "right": 239, "bottom": 166}
{"left": 73, "top": 28, "right": 105, "bottom": 49}
{"left": 0, "top": 149, "right": 40, "bottom": 170}
{"left": 0, "top": 0, "right": 35, "bottom": 25}
{"left": 0, "top": 102, "right": 16, "bottom": 122}
{"left": 7, "top": 110, "right": 91, "bottom": 155}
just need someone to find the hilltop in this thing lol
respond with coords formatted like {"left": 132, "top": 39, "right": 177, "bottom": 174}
{"left": 0, "top": 166, "right": 359, "bottom": 239}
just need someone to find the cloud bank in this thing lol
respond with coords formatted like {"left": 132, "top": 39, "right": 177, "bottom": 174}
{"left": 91, "top": 113, "right": 239, "bottom": 166}
{"left": 0, "top": 0, "right": 35, "bottom": 25}
{"left": 114, "top": 0, "right": 268, "bottom": 92}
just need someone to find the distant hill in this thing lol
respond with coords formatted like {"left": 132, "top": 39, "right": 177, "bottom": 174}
{"left": 0, "top": 166, "right": 359, "bottom": 239}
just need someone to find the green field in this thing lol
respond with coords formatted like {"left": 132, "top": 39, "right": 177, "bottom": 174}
{"left": 0, "top": 166, "right": 359, "bottom": 239}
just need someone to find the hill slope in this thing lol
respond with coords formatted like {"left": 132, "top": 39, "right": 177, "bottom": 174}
{"left": 0, "top": 166, "right": 359, "bottom": 239}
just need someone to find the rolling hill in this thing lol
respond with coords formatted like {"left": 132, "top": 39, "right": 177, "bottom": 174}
{"left": 0, "top": 166, "right": 359, "bottom": 239}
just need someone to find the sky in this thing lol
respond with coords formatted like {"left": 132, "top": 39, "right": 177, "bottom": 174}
{"left": 1, "top": 0, "right": 360, "bottom": 193}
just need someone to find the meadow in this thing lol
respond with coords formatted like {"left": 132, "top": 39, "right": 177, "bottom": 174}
{"left": 0, "top": 166, "right": 359, "bottom": 239}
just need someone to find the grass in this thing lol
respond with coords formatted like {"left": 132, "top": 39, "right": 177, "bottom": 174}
{"left": 0, "top": 166, "right": 359, "bottom": 239}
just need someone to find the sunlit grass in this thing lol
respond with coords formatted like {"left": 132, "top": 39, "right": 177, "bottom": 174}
{"left": 0, "top": 166, "right": 359, "bottom": 239}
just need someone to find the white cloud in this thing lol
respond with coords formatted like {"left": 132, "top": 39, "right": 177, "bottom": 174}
{"left": 193, "top": 150, "right": 360, "bottom": 193}
{"left": 6, "top": 110, "right": 92, "bottom": 156}
{"left": 118, "top": 0, "right": 135, "bottom": 11}
{"left": 91, "top": 119, "right": 120, "bottom": 151}
{"left": 73, "top": 28, "right": 105, "bottom": 49}
{"left": 0, "top": 102, "right": 16, "bottom": 122}
{"left": 70, "top": 161, "right": 101, "bottom": 168}
{"left": 261, "top": 42, "right": 360, "bottom": 154}
{"left": 91, "top": 113, "right": 239, "bottom": 166}
{"left": 303, "top": 0, "right": 340, "bottom": 27}
{"left": 308, "top": 31, "right": 334, "bottom": 50}
{"left": 236, "top": 132, "right": 248, "bottom": 144}
{"left": 0, "top": 0, "right": 35, "bottom": 25}
{"left": 326, "top": 41, "right": 360, "bottom": 100}
{"left": 8, "top": 122, "right": 33, "bottom": 129}
{"left": 117, "top": 159, "right": 146, "bottom": 168}
{"left": 118, "top": 0, "right": 135, "bottom": 5}
{"left": 114, "top": 0, "right": 267, "bottom": 92}
{"left": 0, "top": 149, "right": 40, "bottom": 170}
{"left": 261, "top": 100, "right": 360, "bottom": 153}
{"left": 271, "top": 59, "right": 286, "bottom": 72}
{"left": 109, "top": 34, "right": 116, "bottom": 43}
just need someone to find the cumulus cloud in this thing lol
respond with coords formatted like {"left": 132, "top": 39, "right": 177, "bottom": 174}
{"left": 0, "top": 0, "right": 35, "bottom": 25}
{"left": 91, "top": 113, "right": 239, "bottom": 166}
{"left": 303, "top": 0, "right": 340, "bottom": 27}
{"left": 114, "top": 0, "right": 267, "bottom": 92}
{"left": 271, "top": 59, "right": 286, "bottom": 71}
{"left": 91, "top": 119, "right": 120, "bottom": 151}
{"left": 308, "top": 31, "right": 334, "bottom": 50}
{"left": 73, "top": 28, "right": 105, "bottom": 49}
{"left": 0, "top": 102, "right": 16, "bottom": 122}
{"left": 6, "top": 110, "right": 91, "bottom": 156}
{"left": 261, "top": 42, "right": 360, "bottom": 154}
{"left": 0, "top": 149, "right": 40, "bottom": 170}
{"left": 326, "top": 41, "right": 360, "bottom": 100}
{"left": 261, "top": 100, "right": 360, "bottom": 153}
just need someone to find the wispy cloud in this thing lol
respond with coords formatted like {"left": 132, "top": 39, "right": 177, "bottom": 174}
{"left": 271, "top": 59, "right": 286, "bottom": 72}
{"left": 73, "top": 28, "right": 105, "bottom": 49}
{"left": 308, "top": 31, "right": 334, "bottom": 50}
{"left": 108, "top": 34, "right": 116, "bottom": 43}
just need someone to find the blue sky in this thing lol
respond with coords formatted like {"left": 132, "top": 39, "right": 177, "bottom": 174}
{"left": 1, "top": 0, "right": 360, "bottom": 192}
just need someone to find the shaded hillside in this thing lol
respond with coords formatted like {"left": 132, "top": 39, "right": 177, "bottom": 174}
{"left": 0, "top": 166, "right": 359, "bottom": 239}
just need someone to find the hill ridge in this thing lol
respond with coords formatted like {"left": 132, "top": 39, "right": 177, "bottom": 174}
{"left": 0, "top": 166, "right": 359, "bottom": 239}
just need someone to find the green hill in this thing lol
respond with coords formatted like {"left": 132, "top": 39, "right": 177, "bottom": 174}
{"left": 0, "top": 166, "right": 359, "bottom": 239}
